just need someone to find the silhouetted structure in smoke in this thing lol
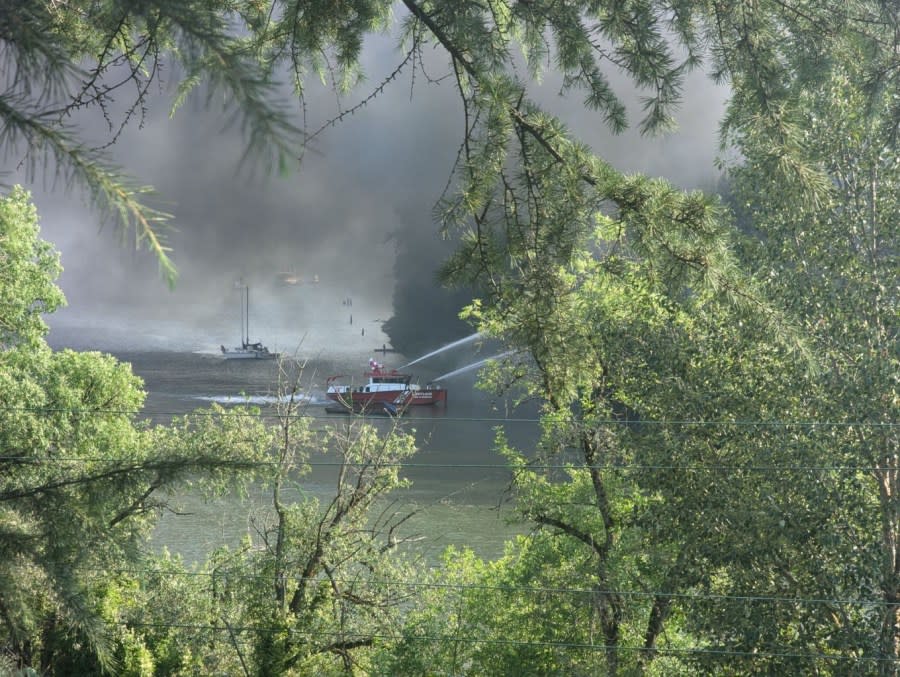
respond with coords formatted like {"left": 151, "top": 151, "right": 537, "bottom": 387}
{"left": 383, "top": 280, "right": 473, "bottom": 357}
{"left": 381, "top": 214, "right": 475, "bottom": 357}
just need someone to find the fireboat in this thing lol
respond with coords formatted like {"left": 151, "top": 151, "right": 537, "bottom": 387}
{"left": 325, "top": 358, "right": 447, "bottom": 411}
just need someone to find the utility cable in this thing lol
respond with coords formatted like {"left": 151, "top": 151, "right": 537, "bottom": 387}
{"left": 67, "top": 566, "right": 891, "bottom": 608}
{"left": 1, "top": 405, "right": 896, "bottom": 428}
{"left": 3, "top": 454, "right": 900, "bottom": 473}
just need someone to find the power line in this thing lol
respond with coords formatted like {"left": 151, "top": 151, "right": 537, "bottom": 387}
{"left": 70, "top": 567, "right": 888, "bottom": 608}
{"left": 2, "top": 454, "right": 899, "bottom": 473}
{"left": 105, "top": 623, "right": 897, "bottom": 664}
{"left": 1, "top": 405, "right": 896, "bottom": 428}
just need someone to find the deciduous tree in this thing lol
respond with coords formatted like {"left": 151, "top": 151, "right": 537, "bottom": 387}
{"left": 727, "top": 37, "right": 899, "bottom": 669}
{"left": 0, "top": 187, "right": 270, "bottom": 672}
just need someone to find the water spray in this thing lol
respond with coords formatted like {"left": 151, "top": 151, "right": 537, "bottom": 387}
{"left": 399, "top": 332, "right": 483, "bottom": 369}
{"left": 431, "top": 350, "right": 517, "bottom": 382}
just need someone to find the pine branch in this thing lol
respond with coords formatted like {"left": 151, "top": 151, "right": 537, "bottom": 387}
{"left": 0, "top": 93, "right": 178, "bottom": 285}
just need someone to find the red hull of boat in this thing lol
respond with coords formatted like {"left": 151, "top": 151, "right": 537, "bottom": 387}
{"left": 326, "top": 387, "right": 447, "bottom": 407}
{"left": 326, "top": 360, "right": 448, "bottom": 409}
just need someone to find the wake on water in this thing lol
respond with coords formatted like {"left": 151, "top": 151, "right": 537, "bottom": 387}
{"left": 192, "top": 393, "right": 321, "bottom": 406}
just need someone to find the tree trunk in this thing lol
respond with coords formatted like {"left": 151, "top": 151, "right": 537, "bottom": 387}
{"left": 877, "top": 459, "right": 900, "bottom": 676}
{"left": 584, "top": 431, "right": 622, "bottom": 676}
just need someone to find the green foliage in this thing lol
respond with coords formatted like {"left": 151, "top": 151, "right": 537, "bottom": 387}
{"left": 725, "top": 33, "right": 899, "bottom": 667}
{"left": 114, "top": 551, "right": 249, "bottom": 675}
{"left": 182, "top": 389, "right": 422, "bottom": 675}
{"left": 0, "top": 187, "right": 428, "bottom": 675}
{"left": 382, "top": 537, "right": 695, "bottom": 676}
{"left": 0, "top": 187, "right": 65, "bottom": 347}
{"left": 0, "top": 189, "right": 270, "bottom": 673}
{"left": 419, "top": 5, "right": 897, "bottom": 674}
{"left": 2, "top": 1, "right": 899, "bottom": 673}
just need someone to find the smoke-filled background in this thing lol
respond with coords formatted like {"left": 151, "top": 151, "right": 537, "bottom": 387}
{"left": 7, "top": 29, "right": 728, "bottom": 361}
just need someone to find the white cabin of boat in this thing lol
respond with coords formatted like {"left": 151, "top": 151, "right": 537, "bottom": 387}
{"left": 326, "top": 372, "right": 417, "bottom": 396}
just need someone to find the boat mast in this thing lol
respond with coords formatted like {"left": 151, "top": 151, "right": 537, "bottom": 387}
{"left": 244, "top": 285, "right": 250, "bottom": 347}
{"left": 237, "top": 281, "right": 248, "bottom": 348}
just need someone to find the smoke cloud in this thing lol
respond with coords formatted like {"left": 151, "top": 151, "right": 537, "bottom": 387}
{"left": 7, "top": 26, "right": 728, "bottom": 360}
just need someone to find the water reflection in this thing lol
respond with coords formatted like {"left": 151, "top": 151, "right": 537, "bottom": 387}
{"left": 112, "top": 350, "right": 539, "bottom": 566}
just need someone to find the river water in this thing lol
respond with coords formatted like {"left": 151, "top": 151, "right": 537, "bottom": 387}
{"left": 99, "top": 348, "right": 540, "bottom": 566}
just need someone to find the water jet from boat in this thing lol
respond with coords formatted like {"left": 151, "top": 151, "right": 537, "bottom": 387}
{"left": 431, "top": 351, "right": 516, "bottom": 382}
{"left": 399, "top": 333, "right": 483, "bottom": 369}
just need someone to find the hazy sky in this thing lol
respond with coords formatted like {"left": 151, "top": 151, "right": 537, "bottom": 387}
{"left": 8, "top": 24, "right": 729, "bottom": 356}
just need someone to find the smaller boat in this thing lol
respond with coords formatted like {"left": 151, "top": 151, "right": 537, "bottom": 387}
{"left": 326, "top": 359, "right": 447, "bottom": 409}
{"left": 221, "top": 283, "right": 278, "bottom": 360}
{"left": 221, "top": 341, "right": 277, "bottom": 360}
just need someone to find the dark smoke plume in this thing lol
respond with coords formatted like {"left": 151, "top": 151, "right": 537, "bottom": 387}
{"left": 6, "top": 29, "right": 727, "bottom": 358}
